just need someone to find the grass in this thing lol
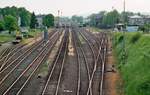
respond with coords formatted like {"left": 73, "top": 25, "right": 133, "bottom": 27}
{"left": 0, "top": 34, "right": 15, "bottom": 44}
{"left": 27, "top": 29, "right": 42, "bottom": 37}
{"left": 21, "top": 29, "right": 42, "bottom": 44}
{"left": 0, "top": 29, "right": 42, "bottom": 44}
{"left": 89, "top": 27, "right": 102, "bottom": 32}
{"left": 113, "top": 32, "right": 150, "bottom": 95}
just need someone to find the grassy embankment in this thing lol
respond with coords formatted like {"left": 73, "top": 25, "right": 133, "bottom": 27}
{"left": 0, "top": 29, "right": 42, "bottom": 44}
{"left": 113, "top": 32, "right": 150, "bottom": 95}
{"left": 89, "top": 27, "right": 102, "bottom": 32}
{"left": 0, "top": 34, "right": 15, "bottom": 44}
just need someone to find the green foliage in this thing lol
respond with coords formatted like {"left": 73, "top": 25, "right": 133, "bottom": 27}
{"left": 71, "top": 15, "right": 83, "bottom": 24}
{"left": 0, "top": 6, "right": 18, "bottom": 18}
{"left": 0, "top": 6, "right": 32, "bottom": 28}
{"left": 0, "top": 20, "right": 5, "bottom": 31}
{"left": 120, "top": 12, "right": 134, "bottom": 23}
{"left": 130, "top": 32, "right": 141, "bottom": 43}
{"left": 114, "top": 32, "right": 150, "bottom": 95}
{"left": 30, "top": 12, "right": 38, "bottom": 29}
{"left": 139, "top": 24, "right": 150, "bottom": 33}
{"left": 0, "top": 34, "right": 15, "bottom": 43}
{"left": 102, "top": 10, "right": 120, "bottom": 27}
{"left": 4, "top": 15, "right": 19, "bottom": 33}
{"left": 88, "top": 11, "right": 106, "bottom": 27}
{"left": 18, "top": 8, "right": 31, "bottom": 27}
{"left": 43, "top": 14, "right": 54, "bottom": 28}
{"left": 118, "top": 35, "right": 124, "bottom": 43}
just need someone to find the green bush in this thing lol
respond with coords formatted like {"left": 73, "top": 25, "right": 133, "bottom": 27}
{"left": 114, "top": 32, "right": 150, "bottom": 95}
{"left": 0, "top": 21, "right": 5, "bottom": 31}
{"left": 118, "top": 35, "right": 124, "bottom": 43}
{"left": 130, "top": 32, "right": 141, "bottom": 43}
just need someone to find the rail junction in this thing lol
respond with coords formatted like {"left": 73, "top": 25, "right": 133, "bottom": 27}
{"left": 0, "top": 26, "right": 110, "bottom": 95}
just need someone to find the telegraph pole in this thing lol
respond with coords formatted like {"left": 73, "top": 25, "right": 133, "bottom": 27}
{"left": 122, "top": 0, "right": 126, "bottom": 64}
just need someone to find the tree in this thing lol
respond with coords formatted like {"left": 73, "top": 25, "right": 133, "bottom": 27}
{"left": 43, "top": 14, "right": 54, "bottom": 28}
{"left": 139, "top": 24, "right": 150, "bottom": 33}
{"left": 1, "top": 6, "right": 18, "bottom": 18}
{"left": 4, "top": 15, "right": 19, "bottom": 34}
{"left": 121, "top": 11, "right": 134, "bottom": 24}
{"left": 18, "top": 8, "right": 31, "bottom": 27}
{"left": 88, "top": 11, "right": 106, "bottom": 27}
{"left": 0, "top": 20, "right": 5, "bottom": 31}
{"left": 102, "top": 10, "right": 120, "bottom": 28}
{"left": 30, "top": 12, "right": 38, "bottom": 29}
{"left": 71, "top": 15, "right": 83, "bottom": 24}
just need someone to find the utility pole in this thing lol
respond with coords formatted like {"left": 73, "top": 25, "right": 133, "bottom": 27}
{"left": 122, "top": 0, "right": 126, "bottom": 64}
{"left": 58, "top": 10, "right": 60, "bottom": 31}
{"left": 58, "top": 10, "right": 60, "bottom": 26}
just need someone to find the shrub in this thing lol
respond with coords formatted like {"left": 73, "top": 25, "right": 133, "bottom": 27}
{"left": 130, "top": 32, "right": 141, "bottom": 43}
{"left": 118, "top": 35, "right": 124, "bottom": 43}
{"left": 0, "top": 21, "right": 5, "bottom": 31}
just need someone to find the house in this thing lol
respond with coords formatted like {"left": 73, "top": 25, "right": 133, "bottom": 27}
{"left": 36, "top": 15, "right": 45, "bottom": 28}
{"left": 128, "top": 15, "right": 150, "bottom": 26}
{"left": 0, "top": 15, "right": 3, "bottom": 20}
{"left": 128, "top": 15, "right": 144, "bottom": 26}
{"left": 144, "top": 15, "right": 150, "bottom": 24}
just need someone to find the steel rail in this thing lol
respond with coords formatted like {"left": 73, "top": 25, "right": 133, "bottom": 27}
{"left": 71, "top": 29, "right": 81, "bottom": 95}
{"left": 99, "top": 34, "right": 108, "bottom": 95}
{"left": 2, "top": 32, "right": 59, "bottom": 95}
{"left": 0, "top": 31, "right": 55, "bottom": 75}
{"left": 16, "top": 32, "right": 60, "bottom": 95}
{"left": 0, "top": 31, "right": 57, "bottom": 86}
{"left": 0, "top": 44, "right": 26, "bottom": 71}
{"left": 77, "top": 29, "right": 95, "bottom": 95}
{"left": 41, "top": 29, "right": 68, "bottom": 95}
{"left": 87, "top": 33, "right": 105, "bottom": 95}
{"left": 55, "top": 29, "right": 69, "bottom": 95}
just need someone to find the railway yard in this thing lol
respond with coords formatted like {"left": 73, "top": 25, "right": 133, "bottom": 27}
{"left": 0, "top": 26, "right": 116, "bottom": 95}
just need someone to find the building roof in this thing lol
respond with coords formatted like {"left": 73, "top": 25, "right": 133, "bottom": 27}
{"left": 129, "top": 15, "right": 142, "bottom": 19}
{"left": 36, "top": 15, "right": 45, "bottom": 18}
{"left": 144, "top": 15, "right": 150, "bottom": 18}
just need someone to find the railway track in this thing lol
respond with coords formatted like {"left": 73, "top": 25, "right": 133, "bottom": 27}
{"left": 0, "top": 26, "right": 109, "bottom": 95}
{"left": 88, "top": 33, "right": 108, "bottom": 95}
{"left": 41, "top": 28, "right": 69, "bottom": 95}
{"left": 0, "top": 31, "right": 55, "bottom": 74}
{"left": 0, "top": 30, "right": 61, "bottom": 95}
{"left": 72, "top": 28, "right": 90, "bottom": 95}
{"left": 75, "top": 27, "right": 108, "bottom": 95}
{"left": 78, "top": 28, "right": 96, "bottom": 76}
{"left": 0, "top": 44, "right": 27, "bottom": 71}
{"left": 83, "top": 28, "right": 100, "bottom": 51}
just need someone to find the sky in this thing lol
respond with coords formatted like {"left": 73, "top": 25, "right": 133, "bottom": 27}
{"left": 0, "top": 0, "right": 150, "bottom": 16}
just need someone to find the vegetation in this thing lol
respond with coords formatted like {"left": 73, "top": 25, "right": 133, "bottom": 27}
{"left": 102, "top": 10, "right": 120, "bottom": 27}
{"left": 0, "top": 34, "right": 15, "bottom": 43}
{"left": 88, "top": 10, "right": 142, "bottom": 28}
{"left": 0, "top": 6, "right": 55, "bottom": 43}
{"left": 4, "top": 15, "right": 19, "bottom": 34}
{"left": 0, "top": 20, "right": 5, "bottom": 31}
{"left": 18, "top": 8, "right": 31, "bottom": 27}
{"left": 43, "top": 14, "right": 54, "bottom": 28}
{"left": 0, "top": 6, "right": 31, "bottom": 27}
{"left": 28, "top": 29, "right": 42, "bottom": 37}
{"left": 71, "top": 15, "right": 83, "bottom": 24}
{"left": 113, "top": 32, "right": 150, "bottom": 95}
{"left": 139, "top": 24, "right": 150, "bottom": 33}
{"left": 30, "top": 12, "right": 38, "bottom": 29}
{"left": 130, "top": 32, "right": 141, "bottom": 43}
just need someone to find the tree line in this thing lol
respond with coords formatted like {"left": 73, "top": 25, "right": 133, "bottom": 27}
{"left": 87, "top": 10, "right": 136, "bottom": 28}
{"left": 0, "top": 6, "right": 54, "bottom": 33}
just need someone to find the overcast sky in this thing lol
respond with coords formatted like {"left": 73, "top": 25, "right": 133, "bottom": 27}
{"left": 0, "top": 0, "right": 150, "bottom": 16}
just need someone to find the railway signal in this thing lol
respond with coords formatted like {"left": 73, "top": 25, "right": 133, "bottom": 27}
{"left": 44, "top": 26, "right": 48, "bottom": 41}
